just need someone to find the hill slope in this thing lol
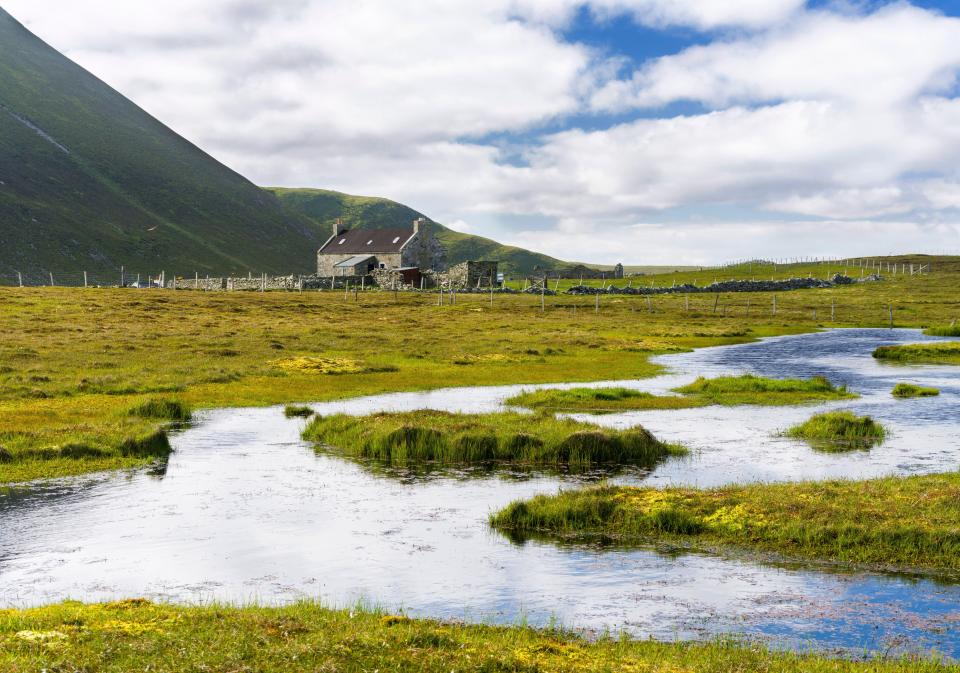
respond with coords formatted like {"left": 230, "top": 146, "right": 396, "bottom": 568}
{"left": 0, "top": 6, "right": 573, "bottom": 278}
{"left": 268, "top": 188, "right": 568, "bottom": 275}
{"left": 0, "top": 6, "right": 323, "bottom": 276}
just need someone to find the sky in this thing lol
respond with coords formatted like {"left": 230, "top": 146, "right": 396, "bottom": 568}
{"left": 6, "top": 0, "right": 960, "bottom": 265}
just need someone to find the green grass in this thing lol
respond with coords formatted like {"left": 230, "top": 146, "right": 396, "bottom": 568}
{"left": 284, "top": 404, "right": 315, "bottom": 418}
{"left": 674, "top": 374, "right": 855, "bottom": 406}
{"left": 874, "top": 341, "right": 960, "bottom": 365}
{"left": 924, "top": 323, "right": 960, "bottom": 336}
{"left": 892, "top": 382, "right": 940, "bottom": 398}
{"left": 785, "top": 411, "right": 886, "bottom": 451}
{"left": 302, "top": 410, "right": 684, "bottom": 469}
{"left": 507, "top": 375, "right": 854, "bottom": 411}
{"left": 507, "top": 387, "right": 705, "bottom": 411}
{"left": 128, "top": 398, "right": 192, "bottom": 421}
{"left": 2, "top": 601, "right": 954, "bottom": 673}
{"left": 491, "top": 472, "right": 960, "bottom": 572}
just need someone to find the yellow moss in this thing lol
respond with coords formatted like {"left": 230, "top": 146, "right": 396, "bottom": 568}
{"left": 96, "top": 619, "right": 164, "bottom": 635}
{"left": 451, "top": 353, "right": 519, "bottom": 365}
{"left": 704, "top": 504, "right": 767, "bottom": 533}
{"left": 379, "top": 615, "right": 411, "bottom": 626}
{"left": 272, "top": 356, "right": 362, "bottom": 375}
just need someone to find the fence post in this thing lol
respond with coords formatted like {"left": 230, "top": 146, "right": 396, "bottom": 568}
{"left": 17, "top": 271, "right": 23, "bottom": 287}
{"left": 831, "top": 299, "right": 835, "bottom": 322}
{"left": 121, "top": 265, "right": 125, "bottom": 288}
{"left": 889, "top": 305, "right": 894, "bottom": 328}
{"left": 772, "top": 294, "right": 777, "bottom": 315}
{"left": 83, "top": 271, "right": 88, "bottom": 288}
{"left": 49, "top": 272, "right": 54, "bottom": 287}
{"left": 685, "top": 295, "right": 689, "bottom": 312}
{"left": 541, "top": 283, "right": 545, "bottom": 312}
{"left": 713, "top": 294, "right": 719, "bottom": 313}
{"left": 595, "top": 292, "right": 599, "bottom": 314}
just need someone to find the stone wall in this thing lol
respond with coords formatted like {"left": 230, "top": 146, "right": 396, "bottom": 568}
{"left": 565, "top": 274, "right": 880, "bottom": 296}
{"left": 438, "top": 261, "right": 498, "bottom": 289}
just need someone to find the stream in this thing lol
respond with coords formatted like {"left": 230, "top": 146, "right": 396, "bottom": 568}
{"left": 1, "top": 328, "right": 958, "bottom": 658}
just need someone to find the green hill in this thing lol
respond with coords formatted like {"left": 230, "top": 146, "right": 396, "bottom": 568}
{"left": 0, "top": 6, "right": 324, "bottom": 277}
{"left": 269, "top": 188, "right": 569, "bottom": 275}
{"left": 0, "top": 6, "right": 573, "bottom": 279}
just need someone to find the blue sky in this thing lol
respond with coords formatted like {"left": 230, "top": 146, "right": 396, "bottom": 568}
{"left": 7, "top": 0, "right": 960, "bottom": 264}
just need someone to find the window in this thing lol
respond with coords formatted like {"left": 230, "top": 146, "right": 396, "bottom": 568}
{"left": 392, "top": 236, "right": 400, "bottom": 244}
{"left": 338, "top": 239, "right": 346, "bottom": 244}
{"left": 367, "top": 240, "right": 373, "bottom": 245}
{"left": 379, "top": 263, "right": 386, "bottom": 269}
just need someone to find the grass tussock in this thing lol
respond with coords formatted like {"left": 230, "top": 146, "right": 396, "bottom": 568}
{"left": 892, "top": 382, "right": 940, "bottom": 398}
{"left": 0, "top": 601, "right": 951, "bottom": 672}
{"left": 491, "top": 473, "right": 960, "bottom": 572}
{"left": 873, "top": 341, "right": 960, "bottom": 365}
{"left": 673, "top": 374, "right": 855, "bottom": 406}
{"left": 302, "top": 410, "right": 684, "bottom": 469}
{"left": 785, "top": 411, "right": 886, "bottom": 451}
{"left": 506, "top": 387, "right": 704, "bottom": 411}
{"left": 284, "top": 405, "right": 315, "bottom": 418}
{"left": 127, "top": 398, "right": 192, "bottom": 421}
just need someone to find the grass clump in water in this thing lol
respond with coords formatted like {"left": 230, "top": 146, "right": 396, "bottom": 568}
{"left": 892, "top": 382, "right": 940, "bottom": 398}
{"left": 509, "top": 375, "right": 855, "bottom": 412}
{"left": 673, "top": 374, "right": 855, "bottom": 406}
{"left": 127, "top": 399, "right": 192, "bottom": 422}
{"left": 491, "top": 473, "right": 960, "bottom": 572}
{"left": 785, "top": 411, "right": 886, "bottom": 451}
{"left": 873, "top": 342, "right": 960, "bottom": 365}
{"left": 302, "top": 410, "right": 684, "bottom": 469}
{"left": 284, "top": 405, "right": 315, "bottom": 418}
{"left": 506, "top": 387, "right": 703, "bottom": 411}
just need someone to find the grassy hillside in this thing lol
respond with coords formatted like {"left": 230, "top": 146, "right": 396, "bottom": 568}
{"left": 268, "top": 187, "right": 570, "bottom": 276}
{"left": 0, "top": 7, "right": 324, "bottom": 277}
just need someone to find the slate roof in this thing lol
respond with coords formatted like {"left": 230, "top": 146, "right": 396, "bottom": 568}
{"left": 334, "top": 254, "right": 377, "bottom": 268}
{"left": 319, "top": 227, "right": 414, "bottom": 254}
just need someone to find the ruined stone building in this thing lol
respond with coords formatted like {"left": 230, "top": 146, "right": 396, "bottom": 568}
{"left": 316, "top": 217, "right": 446, "bottom": 277}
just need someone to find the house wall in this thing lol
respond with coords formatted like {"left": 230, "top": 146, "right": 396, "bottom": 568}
{"left": 317, "top": 252, "right": 402, "bottom": 276}
{"left": 401, "top": 231, "right": 447, "bottom": 271}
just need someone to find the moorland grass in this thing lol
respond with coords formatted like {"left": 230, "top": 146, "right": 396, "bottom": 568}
{"left": 892, "top": 382, "right": 940, "bottom": 398}
{"left": 873, "top": 341, "right": 960, "bottom": 365}
{"left": 924, "top": 323, "right": 960, "bottom": 337}
{"left": 491, "top": 472, "right": 960, "bottom": 572}
{"left": 1, "top": 601, "right": 954, "bottom": 673}
{"left": 302, "top": 410, "right": 685, "bottom": 469}
{"left": 507, "top": 375, "right": 854, "bottom": 411}
{"left": 284, "top": 404, "right": 315, "bottom": 418}
{"left": 506, "top": 387, "right": 705, "bottom": 411}
{"left": 127, "top": 398, "right": 192, "bottom": 421}
{"left": 1, "top": 265, "right": 958, "bottom": 482}
{"left": 785, "top": 411, "right": 886, "bottom": 451}
{"left": 675, "top": 373, "right": 855, "bottom": 405}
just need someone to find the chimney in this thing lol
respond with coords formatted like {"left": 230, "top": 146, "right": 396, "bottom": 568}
{"left": 413, "top": 217, "right": 426, "bottom": 235}
{"left": 333, "top": 218, "right": 344, "bottom": 237}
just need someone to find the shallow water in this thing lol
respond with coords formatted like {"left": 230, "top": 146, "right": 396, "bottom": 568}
{"left": 2, "top": 328, "right": 959, "bottom": 658}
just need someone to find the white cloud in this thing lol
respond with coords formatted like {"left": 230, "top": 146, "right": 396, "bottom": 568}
{"left": 591, "top": 4, "right": 960, "bottom": 111}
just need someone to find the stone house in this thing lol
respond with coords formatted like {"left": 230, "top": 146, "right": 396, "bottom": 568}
{"left": 317, "top": 217, "right": 446, "bottom": 277}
